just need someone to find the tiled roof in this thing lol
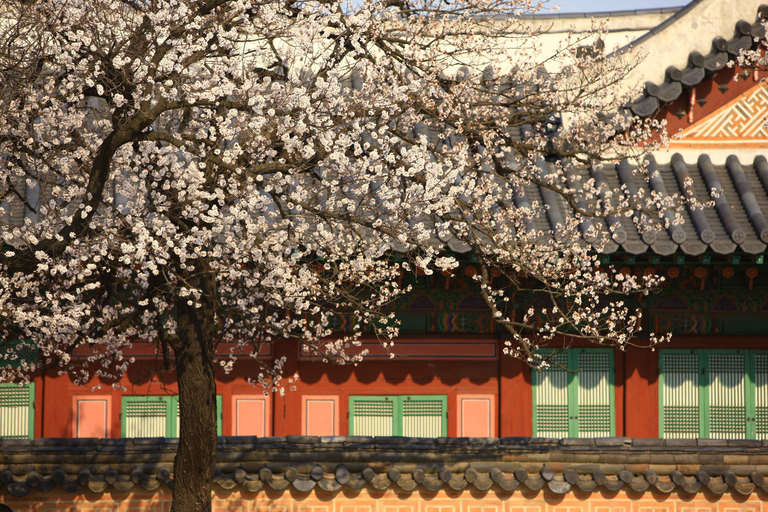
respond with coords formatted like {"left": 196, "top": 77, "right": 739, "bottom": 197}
{"left": 474, "top": 154, "right": 768, "bottom": 258}
{"left": 628, "top": 6, "right": 768, "bottom": 118}
{"left": 1, "top": 436, "right": 767, "bottom": 497}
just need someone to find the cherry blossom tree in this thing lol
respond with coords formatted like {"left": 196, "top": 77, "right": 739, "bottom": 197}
{"left": 0, "top": 0, "right": 672, "bottom": 510}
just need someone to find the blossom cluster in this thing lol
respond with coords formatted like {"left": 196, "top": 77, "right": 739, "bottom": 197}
{"left": 0, "top": 0, "right": 679, "bottom": 384}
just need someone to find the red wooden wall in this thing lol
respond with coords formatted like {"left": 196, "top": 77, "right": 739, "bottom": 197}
{"left": 30, "top": 335, "right": 768, "bottom": 439}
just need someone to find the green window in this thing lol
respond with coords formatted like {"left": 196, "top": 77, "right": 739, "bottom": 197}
{"left": 532, "top": 348, "right": 615, "bottom": 438}
{"left": 349, "top": 395, "right": 447, "bottom": 437}
{"left": 121, "top": 395, "right": 222, "bottom": 438}
{"left": 660, "top": 349, "right": 768, "bottom": 439}
{"left": 0, "top": 382, "right": 34, "bottom": 439}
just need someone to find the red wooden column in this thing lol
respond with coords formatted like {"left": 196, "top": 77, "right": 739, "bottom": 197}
{"left": 41, "top": 369, "right": 69, "bottom": 438}
{"left": 272, "top": 339, "right": 300, "bottom": 436}
{"left": 499, "top": 341, "right": 532, "bottom": 437}
{"left": 34, "top": 373, "right": 45, "bottom": 439}
{"left": 614, "top": 350, "right": 625, "bottom": 436}
{"left": 624, "top": 346, "right": 658, "bottom": 437}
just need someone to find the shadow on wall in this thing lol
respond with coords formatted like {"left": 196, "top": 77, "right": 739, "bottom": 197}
{"left": 298, "top": 358, "right": 495, "bottom": 386}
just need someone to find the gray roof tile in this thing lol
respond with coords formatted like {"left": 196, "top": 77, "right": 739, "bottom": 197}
{"left": 498, "top": 154, "right": 768, "bottom": 258}
{"left": 629, "top": 8, "right": 768, "bottom": 117}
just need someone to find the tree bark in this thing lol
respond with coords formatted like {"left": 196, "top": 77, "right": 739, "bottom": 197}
{"left": 170, "top": 270, "right": 218, "bottom": 512}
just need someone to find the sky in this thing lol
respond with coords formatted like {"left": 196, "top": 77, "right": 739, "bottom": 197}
{"left": 543, "top": 0, "right": 686, "bottom": 13}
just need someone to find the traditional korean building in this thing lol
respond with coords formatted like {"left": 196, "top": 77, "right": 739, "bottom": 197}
{"left": 3, "top": 0, "right": 768, "bottom": 510}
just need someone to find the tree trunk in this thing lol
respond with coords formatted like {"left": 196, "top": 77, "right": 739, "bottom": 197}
{"left": 170, "top": 271, "right": 218, "bottom": 512}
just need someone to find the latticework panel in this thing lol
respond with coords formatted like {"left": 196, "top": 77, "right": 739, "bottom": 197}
{"left": 124, "top": 401, "right": 167, "bottom": 438}
{"left": 536, "top": 405, "right": 568, "bottom": 437}
{"left": 402, "top": 399, "right": 443, "bottom": 438}
{"left": 534, "top": 352, "right": 569, "bottom": 438}
{"left": 351, "top": 399, "right": 394, "bottom": 437}
{"left": 755, "top": 354, "right": 768, "bottom": 440}
{"left": 0, "top": 384, "right": 30, "bottom": 439}
{"left": 661, "top": 352, "right": 700, "bottom": 438}
{"left": 708, "top": 353, "right": 746, "bottom": 439}
{"left": 577, "top": 352, "right": 611, "bottom": 437}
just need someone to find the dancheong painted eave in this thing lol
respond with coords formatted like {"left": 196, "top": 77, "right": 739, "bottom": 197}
{"left": 0, "top": 436, "right": 767, "bottom": 498}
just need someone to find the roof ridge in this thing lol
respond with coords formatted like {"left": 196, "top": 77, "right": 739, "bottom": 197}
{"left": 2, "top": 436, "right": 768, "bottom": 497}
{"left": 625, "top": 4, "right": 768, "bottom": 118}
{"left": 521, "top": 7, "right": 683, "bottom": 20}
{"left": 609, "top": 0, "right": 708, "bottom": 58}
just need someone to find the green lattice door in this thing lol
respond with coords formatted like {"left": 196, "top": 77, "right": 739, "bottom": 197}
{"left": 660, "top": 350, "right": 765, "bottom": 439}
{"left": 533, "top": 349, "right": 614, "bottom": 438}
{"left": 349, "top": 396, "right": 395, "bottom": 436}
{"left": 532, "top": 351, "right": 570, "bottom": 437}
{"left": 659, "top": 351, "right": 700, "bottom": 439}
{"left": 123, "top": 396, "right": 173, "bottom": 437}
{"left": 402, "top": 396, "right": 446, "bottom": 437}
{"left": 349, "top": 395, "right": 447, "bottom": 437}
{"left": 707, "top": 351, "right": 747, "bottom": 439}
{"left": 0, "top": 383, "right": 34, "bottom": 439}
{"left": 576, "top": 350, "right": 613, "bottom": 437}
{"left": 123, "top": 395, "right": 222, "bottom": 437}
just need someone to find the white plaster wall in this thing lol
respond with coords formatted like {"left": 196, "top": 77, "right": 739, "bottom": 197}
{"left": 522, "top": 9, "right": 676, "bottom": 34}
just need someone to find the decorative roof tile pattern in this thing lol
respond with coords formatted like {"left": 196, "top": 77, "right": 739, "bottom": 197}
{"left": 628, "top": 6, "right": 768, "bottom": 118}
{"left": 682, "top": 82, "right": 768, "bottom": 138}
{"left": 1, "top": 436, "right": 768, "bottom": 498}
